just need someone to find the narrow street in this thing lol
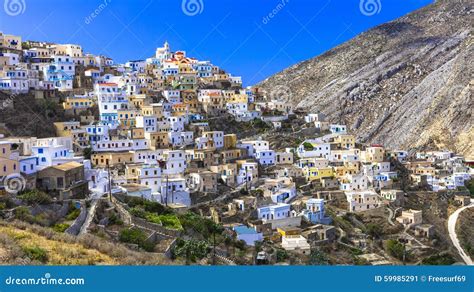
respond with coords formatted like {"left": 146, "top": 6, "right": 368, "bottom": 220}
{"left": 79, "top": 199, "right": 99, "bottom": 236}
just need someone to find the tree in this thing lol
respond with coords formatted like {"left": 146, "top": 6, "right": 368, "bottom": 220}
{"left": 386, "top": 239, "right": 406, "bottom": 261}
{"left": 303, "top": 142, "right": 314, "bottom": 151}
{"left": 173, "top": 239, "right": 208, "bottom": 265}
{"left": 366, "top": 223, "right": 383, "bottom": 239}
{"left": 207, "top": 222, "right": 224, "bottom": 265}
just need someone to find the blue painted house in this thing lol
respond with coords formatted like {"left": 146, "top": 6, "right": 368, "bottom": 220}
{"left": 233, "top": 225, "right": 263, "bottom": 246}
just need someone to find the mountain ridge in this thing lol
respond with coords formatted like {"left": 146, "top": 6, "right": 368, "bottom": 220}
{"left": 257, "top": 0, "right": 473, "bottom": 157}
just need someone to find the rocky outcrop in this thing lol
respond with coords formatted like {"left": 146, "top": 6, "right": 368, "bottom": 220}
{"left": 258, "top": 0, "right": 473, "bottom": 157}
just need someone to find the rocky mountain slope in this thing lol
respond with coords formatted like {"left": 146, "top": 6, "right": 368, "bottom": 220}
{"left": 258, "top": 0, "right": 473, "bottom": 157}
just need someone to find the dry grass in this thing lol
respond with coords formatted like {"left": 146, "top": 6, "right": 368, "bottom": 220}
{"left": 0, "top": 225, "right": 116, "bottom": 265}
{"left": 0, "top": 220, "right": 171, "bottom": 265}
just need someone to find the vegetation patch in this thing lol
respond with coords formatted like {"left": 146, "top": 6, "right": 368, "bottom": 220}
{"left": 173, "top": 239, "right": 208, "bottom": 264}
{"left": 386, "top": 239, "right": 409, "bottom": 262}
{"left": 22, "top": 246, "right": 48, "bottom": 263}
{"left": 421, "top": 253, "right": 456, "bottom": 265}
{"left": 52, "top": 223, "right": 70, "bottom": 233}
{"left": 18, "top": 190, "right": 51, "bottom": 205}
{"left": 66, "top": 208, "right": 81, "bottom": 221}
{"left": 119, "top": 228, "right": 155, "bottom": 252}
{"left": 0, "top": 225, "right": 116, "bottom": 265}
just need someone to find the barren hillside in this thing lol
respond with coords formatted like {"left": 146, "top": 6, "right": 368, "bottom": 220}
{"left": 258, "top": 0, "right": 473, "bottom": 157}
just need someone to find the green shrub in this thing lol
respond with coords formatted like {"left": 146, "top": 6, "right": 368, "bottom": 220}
{"left": 108, "top": 213, "right": 123, "bottom": 226}
{"left": 178, "top": 212, "right": 222, "bottom": 238}
{"left": 173, "top": 239, "right": 208, "bottom": 264}
{"left": 421, "top": 254, "right": 456, "bottom": 265}
{"left": 386, "top": 239, "right": 406, "bottom": 261}
{"left": 303, "top": 142, "right": 314, "bottom": 151}
{"left": 129, "top": 206, "right": 147, "bottom": 218}
{"left": 14, "top": 206, "right": 31, "bottom": 221}
{"left": 23, "top": 246, "right": 48, "bottom": 263}
{"left": 66, "top": 208, "right": 81, "bottom": 221}
{"left": 125, "top": 197, "right": 170, "bottom": 214}
{"left": 119, "top": 228, "right": 147, "bottom": 245}
{"left": 18, "top": 190, "right": 51, "bottom": 205}
{"left": 158, "top": 214, "right": 182, "bottom": 230}
{"left": 144, "top": 212, "right": 161, "bottom": 224}
{"left": 366, "top": 223, "right": 383, "bottom": 238}
{"left": 52, "top": 223, "right": 70, "bottom": 233}
{"left": 119, "top": 228, "right": 154, "bottom": 252}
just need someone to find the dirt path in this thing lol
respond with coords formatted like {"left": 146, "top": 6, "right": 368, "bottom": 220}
{"left": 448, "top": 200, "right": 473, "bottom": 265}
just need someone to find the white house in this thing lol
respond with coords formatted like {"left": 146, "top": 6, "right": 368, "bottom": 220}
{"left": 340, "top": 174, "right": 369, "bottom": 191}
{"left": 95, "top": 83, "right": 128, "bottom": 127}
{"left": 255, "top": 149, "right": 276, "bottom": 166}
{"left": 136, "top": 116, "right": 157, "bottom": 133}
{"left": 236, "top": 161, "right": 258, "bottom": 186}
{"left": 296, "top": 140, "right": 331, "bottom": 159}
{"left": 162, "top": 150, "right": 187, "bottom": 175}
{"left": 345, "top": 190, "right": 381, "bottom": 212}
{"left": 258, "top": 203, "right": 291, "bottom": 221}
{"left": 329, "top": 124, "right": 347, "bottom": 134}
{"left": 32, "top": 137, "right": 82, "bottom": 170}
{"left": 304, "top": 113, "right": 325, "bottom": 123}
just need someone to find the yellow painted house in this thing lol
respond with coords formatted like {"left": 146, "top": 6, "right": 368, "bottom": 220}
{"left": 333, "top": 134, "right": 356, "bottom": 149}
{"left": 334, "top": 165, "right": 359, "bottom": 178}
{"left": 118, "top": 109, "right": 140, "bottom": 128}
{"left": 91, "top": 152, "right": 134, "bottom": 167}
{"left": 361, "top": 146, "right": 385, "bottom": 163}
{"left": 304, "top": 167, "right": 334, "bottom": 181}
{"left": 62, "top": 96, "right": 94, "bottom": 111}
{"left": 0, "top": 141, "right": 20, "bottom": 177}
{"left": 277, "top": 227, "right": 301, "bottom": 237}
{"left": 223, "top": 134, "right": 237, "bottom": 149}
{"left": 224, "top": 92, "right": 248, "bottom": 104}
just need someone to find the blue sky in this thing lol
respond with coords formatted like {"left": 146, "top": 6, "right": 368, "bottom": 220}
{"left": 1, "top": 0, "right": 432, "bottom": 86}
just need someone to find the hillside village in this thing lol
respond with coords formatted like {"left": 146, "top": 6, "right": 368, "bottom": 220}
{"left": 0, "top": 31, "right": 473, "bottom": 266}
